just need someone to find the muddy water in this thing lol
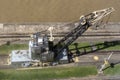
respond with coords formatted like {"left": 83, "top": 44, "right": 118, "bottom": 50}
{"left": 0, "top": 0, "right": 119, "bottom": 22}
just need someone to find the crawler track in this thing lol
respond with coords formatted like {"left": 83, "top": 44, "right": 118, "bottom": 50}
{"left": 0, "top": 32, "right": 120, "bottom": 38}
{"left": 0, "top": 32, "right": 120, "bottom": 45}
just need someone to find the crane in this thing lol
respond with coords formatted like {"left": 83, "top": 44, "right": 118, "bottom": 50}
{"left": 53, "top": 7, "right": 115, "bottom": 63}
{"left": 10, "top": 7, "right": 115, "bottom": 67}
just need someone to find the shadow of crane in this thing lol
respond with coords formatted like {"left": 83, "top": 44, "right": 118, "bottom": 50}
{"left": 69, "top": 40, "right": 120, "bottom": 56}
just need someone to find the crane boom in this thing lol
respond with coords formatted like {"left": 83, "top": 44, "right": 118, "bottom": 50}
{"left": 54, "top": 7, "right": 115, "bottom": 55}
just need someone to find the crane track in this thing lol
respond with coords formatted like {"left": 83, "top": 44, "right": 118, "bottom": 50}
{"left": 0, "top": 34, "right": 120, "bottom": 38}
{"left": 0, "top": 51, "right": 120, "bottom": 57}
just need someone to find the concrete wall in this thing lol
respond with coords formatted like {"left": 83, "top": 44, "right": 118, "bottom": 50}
{"left": 0, "top": 22, "right": 120, "bottom": 34}
{"left": 0, "top": 23, "right": 74, "bottom": 34}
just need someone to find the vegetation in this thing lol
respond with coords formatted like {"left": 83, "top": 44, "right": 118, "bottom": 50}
{"left": 69, "top": 42, "right": 90, "bottom": 49}
{"left": 104, "top": 64, "right": 120, "bottom": 75}
{"left": 0, "top": 65, "right": 120, "bottom": 80}
{"left": 0, "top": 44, "right": 28, "bottom": 55}
{"left": 0, "top": 66, "right": 97, "bottom": 80}
{"left": 0, "top": 42, "right": 119, "bottom": 80}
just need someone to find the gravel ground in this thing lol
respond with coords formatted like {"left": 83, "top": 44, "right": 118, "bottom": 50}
{"left": 54, "top": 75, "right": 120, "bottom": 80}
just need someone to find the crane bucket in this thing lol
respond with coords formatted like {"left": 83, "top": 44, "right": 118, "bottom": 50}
{"left": 84, "top": 7, "right": 115, "bottom": 25}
